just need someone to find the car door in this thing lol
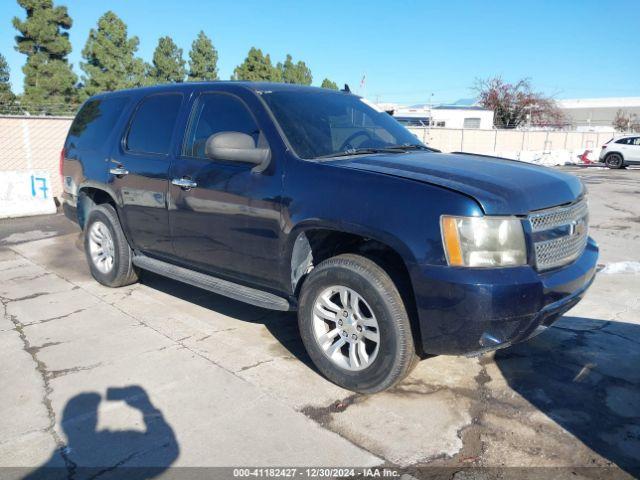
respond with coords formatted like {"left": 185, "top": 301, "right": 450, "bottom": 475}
{"left": 110, "top": 92, "right": 184, "bottom": 257}
{"left": 614, "top": 137, "right": 632, "bottom": 160}
{"left": 628, "top": 137, "right": 640, "bottom": 162}
{"left": 168, "top": 91, "right": 283, "bottom": 290}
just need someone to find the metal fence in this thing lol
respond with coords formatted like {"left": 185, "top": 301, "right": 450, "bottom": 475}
{"left": 0, "top": 115, "right": 73, "bottom": 199}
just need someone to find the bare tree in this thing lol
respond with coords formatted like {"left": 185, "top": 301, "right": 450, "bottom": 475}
{"left": 612, "top": 109, "right": 640, "bottom": 133}
{"left": 473, "top": 76, "right": 566, "bottom": 129}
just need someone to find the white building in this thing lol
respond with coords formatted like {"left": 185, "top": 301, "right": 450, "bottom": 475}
{"left": 557, "top": 97, "right": 640, "bottom": 132}
{"left": 388, "top": 104, "right": 495, "bottom": 129}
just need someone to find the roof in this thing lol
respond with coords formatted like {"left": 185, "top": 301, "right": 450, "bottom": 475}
{"left": 557, "top": 97, "right": 640, "bottom": 109}
{"left": 91, "top": 81, "right": 344, "bottom": 99}
{"left": 433, "top": 105, "right": 492, "bottom": 111}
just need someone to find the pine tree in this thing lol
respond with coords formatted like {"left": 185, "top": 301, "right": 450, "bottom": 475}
{"left": 13, "top": 0, "right": 78, "bottom": 112}
{"left": 0, "top": 53, "right": 16, "bottom": 111}
{"left": 187, "top": 31, "right": 218, "bottom": 82}
{"left": 80, "top": 11, "right": 149, "bottom": 97}
{"left": 321, "top": 78, "right": 338, "bottom": 90}
{"left": 151, "top": 36, "right": 186, "bottom": 83}
{"left": 277, "top": 54, "right": 312, "bottom": 85}
{"left": 232, "top": 47, "right": 281, "bottom": 82}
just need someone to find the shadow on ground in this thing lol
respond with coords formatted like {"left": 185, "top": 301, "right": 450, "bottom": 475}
{"left": 495, "top": 316, "right": 640, "bottom": 476}
{"left": 24, "top": 385, "right": 178, "bottom": 480}
{"left": 140, "top": 271, "right": 315, "bottom": 369}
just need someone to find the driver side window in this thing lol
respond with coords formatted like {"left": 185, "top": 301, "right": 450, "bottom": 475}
{"left": 185, "top": 93, "right": 260, "bottom": 159}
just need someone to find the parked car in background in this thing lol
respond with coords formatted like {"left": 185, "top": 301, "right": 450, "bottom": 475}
{"left": 599, "top": 135, "right": 640, "bottom": 168}
{"left": 61, "top": 82, "right": 598, "bottom": 393}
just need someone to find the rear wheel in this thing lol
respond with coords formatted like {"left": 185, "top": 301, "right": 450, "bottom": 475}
{"left": 605, "top": 153, "right": 624, "bottom": 169}
{"left": 298, "top": 254, "right": 417, "bottom": 393}
{"left": 84, "top": 204, "right": 139, "bottom": 287}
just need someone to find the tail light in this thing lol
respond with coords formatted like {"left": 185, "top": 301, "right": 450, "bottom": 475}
{"left": 59, "top": 147, "right": 66, "bottom": 176}
{"left": 601, "top": 145, "right": 607, "bottom": 149}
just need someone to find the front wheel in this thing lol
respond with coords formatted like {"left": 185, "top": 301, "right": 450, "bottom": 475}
{"left": 605, "top": 153, "right": 624, "bottom": 169}
{"left": 298, "top": 254, "right": 417, "bottom": 393}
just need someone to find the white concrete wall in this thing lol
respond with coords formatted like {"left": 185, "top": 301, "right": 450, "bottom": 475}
{"left": 0, "top": 170, "right": 57, "bottom": 218}
{"left": 408, "top": 127, "right": 618, "bottom": 154}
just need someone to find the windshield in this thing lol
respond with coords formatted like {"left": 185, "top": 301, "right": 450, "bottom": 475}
{"left": 261, "top": 90, "right": 424, "bottom": 159}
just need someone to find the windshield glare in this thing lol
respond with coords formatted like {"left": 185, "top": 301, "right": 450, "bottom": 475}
{"left": 261, "top": 90, "right": 423, "bottom": 159}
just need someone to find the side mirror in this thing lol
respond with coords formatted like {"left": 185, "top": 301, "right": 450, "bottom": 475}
{"left": 205, "top": 132, "right": 270, "bottom": 168}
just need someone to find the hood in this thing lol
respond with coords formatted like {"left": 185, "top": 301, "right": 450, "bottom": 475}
{"left": 331, "top": 152, "right": 584, "bottom": 215}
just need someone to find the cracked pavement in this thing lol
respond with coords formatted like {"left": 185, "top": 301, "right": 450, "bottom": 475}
{"left": 0, "top": 167, "right": 639, "bottom": 479}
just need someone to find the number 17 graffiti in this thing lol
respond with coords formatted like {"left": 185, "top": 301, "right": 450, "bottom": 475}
{"left": 30, "top": 175, "right": 49, "bottom": 199}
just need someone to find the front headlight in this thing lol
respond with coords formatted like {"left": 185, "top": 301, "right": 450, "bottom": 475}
{"left": 440, "top": 215, "right": 527, "bottom": 267}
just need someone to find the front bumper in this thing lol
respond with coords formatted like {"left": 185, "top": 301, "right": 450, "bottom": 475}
{"left": 413, "top": 237, "right": 599, "bottom": 355}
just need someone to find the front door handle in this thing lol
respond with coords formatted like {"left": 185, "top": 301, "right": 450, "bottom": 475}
{"left": 109, "top": 166, "right": 129, "bottom": 176}
{"left": 172, "top": 177, "right": 197, "bottom": 190}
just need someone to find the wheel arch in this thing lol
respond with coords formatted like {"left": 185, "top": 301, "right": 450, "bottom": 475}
{"left": 605, "top": 150, "right": 625, "bottom": 163}
{"left": 288, "top": 224, "right": 423, "bottom": 355}
{"left": 76, "top": 183, "right": 119, "bottom": 230}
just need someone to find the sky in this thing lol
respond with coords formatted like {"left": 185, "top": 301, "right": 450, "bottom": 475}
{"left": 1, "top": 0, "right": 639, "bottom": 105}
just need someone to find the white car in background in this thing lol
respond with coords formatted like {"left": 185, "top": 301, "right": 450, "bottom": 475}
{"left": 599, "top": 135, "right": 640, "bottom": 168}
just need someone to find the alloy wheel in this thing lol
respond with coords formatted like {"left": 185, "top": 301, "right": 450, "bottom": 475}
{"left": 88, "top": 221, "right": 115, "bottom": 274}
{"left": 607, "top": 155, "right": 623, "bottom": 168}
{"left": 312, "top": 285, "right": 380, "bottom": 371}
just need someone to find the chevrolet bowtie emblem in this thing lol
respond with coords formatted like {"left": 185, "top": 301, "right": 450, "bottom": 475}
{"left": 569, "top": 219, "right": 585, "bottom": 236}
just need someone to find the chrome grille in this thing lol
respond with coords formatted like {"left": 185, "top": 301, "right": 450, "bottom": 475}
{"left": 529, "top": 200, "right": 589, "bottom": 232}
{"left": 528, "top": 200, "right": 589, "bottom": 270}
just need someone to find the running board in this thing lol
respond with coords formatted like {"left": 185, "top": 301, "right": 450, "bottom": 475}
{"left": 132, "top": 254, "right": 292, "bottom": 311}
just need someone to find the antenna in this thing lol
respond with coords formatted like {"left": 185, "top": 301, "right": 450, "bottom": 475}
{"left": 342, "top": 84, "right": 351, "bottom": 94}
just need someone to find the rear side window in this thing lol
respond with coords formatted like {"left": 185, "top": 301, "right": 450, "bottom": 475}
{"left": 185, "top": 93, "right": 259, "bottom": 158}
{"left": 126, "top": 94, "right": 183, "bottom": 155}
{"left": 67, "top": 96, "right": 129, "bottom": 151}
{"left": 615, "top": 138, "right": 630, "bottom": 145}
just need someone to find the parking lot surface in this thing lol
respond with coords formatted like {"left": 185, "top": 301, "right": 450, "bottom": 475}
{"left": 1, "top": 167, "right": 639, "bottom": 479}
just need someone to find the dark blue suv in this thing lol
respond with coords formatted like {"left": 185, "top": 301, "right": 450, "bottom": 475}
{"left": 61, "top": 82, "right": 598, "bottom": 392}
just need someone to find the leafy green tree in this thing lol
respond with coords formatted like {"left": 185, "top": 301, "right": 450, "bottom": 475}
{"left": 232, "top": 47, "right": 281, "bottom": 82}
{"left": 321, "top": 78, "right": 338, "bottom": 90}
{"left": 0, "top": 53, "right": 16, "bottom": 110}
{"left": 80, "top": 11, "right": 150, "bottom": 97}
{"left": 151, "top": 36, "right": 186, "bottom": 83}
{"left": 187, "top": 31, "right": 218, "bottom": 81}
{"left": 277, "top": 54, "right": 312, "bottom": 85}
{"left": 12, "top": 0, "right": 78, "bottom": 112}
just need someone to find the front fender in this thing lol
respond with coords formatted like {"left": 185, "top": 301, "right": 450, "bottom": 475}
{"left": 281, "top": 157, "right": 483, "bottom": 294}
{"left": 286, "top": 219, "right": 418, "bottom": 268}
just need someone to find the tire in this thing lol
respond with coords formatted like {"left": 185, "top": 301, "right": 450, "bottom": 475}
{"left": 605, "top": 153, "right": 624, "bottom": 169}
{"left": 83, "top": 204, "right": 139, "bottom": 287}
{"left": 298, "top": 254, "right": 418, "bottom": 393}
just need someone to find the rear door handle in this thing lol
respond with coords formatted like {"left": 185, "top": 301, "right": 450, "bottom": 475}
{"left": 109, "top": 167, "right": 129, "bottom": 176}
{"left": 171, "top": 177, "right": 197, "bottom": 190}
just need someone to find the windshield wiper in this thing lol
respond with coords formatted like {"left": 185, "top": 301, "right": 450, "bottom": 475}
{"left": 315, "top": 147, "right": 406, "bottom": 159}
{"left": 383, "top": 144, "right": 441, "bottom": 152}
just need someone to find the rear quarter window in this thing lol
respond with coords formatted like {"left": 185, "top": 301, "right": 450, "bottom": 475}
{"left": 67, "top": 96, "right": 130, "bottom": 151}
